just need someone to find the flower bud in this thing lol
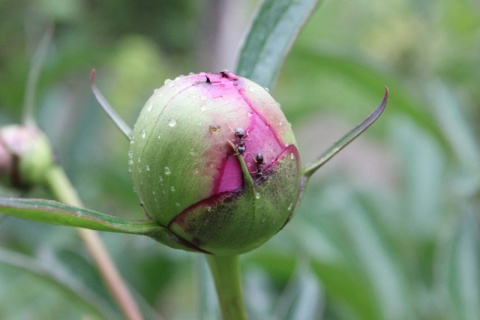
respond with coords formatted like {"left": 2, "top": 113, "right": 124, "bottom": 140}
{"left": 0, "top": 125, "right": 55, "bottom": 188}
{"left": 129, "top": 72, "right": 301, "bottom": 255}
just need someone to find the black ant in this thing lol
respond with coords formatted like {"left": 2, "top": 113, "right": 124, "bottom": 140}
{"left": 234, "top": 127, "right": 246, "bottom": 155}
{"left": 253, "top": 152, "right": 265, "bottom": 181}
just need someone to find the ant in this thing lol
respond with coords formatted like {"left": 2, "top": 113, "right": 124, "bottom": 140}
{"left": 234, "top": 127, "right": 246, "bottom": 155}
{"left": 226, "top": 125, "right": 248, "bottom": 156}
{"left": 253, "top": 152, "right": 265, "bottom": 181}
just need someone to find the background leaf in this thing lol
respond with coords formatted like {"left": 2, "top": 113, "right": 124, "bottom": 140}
{"left": 236, "top": 0, "right": 320, "bottom": 88}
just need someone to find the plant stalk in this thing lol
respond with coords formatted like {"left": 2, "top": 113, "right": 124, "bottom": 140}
{"left": 45, "top": 165, "right": 143, "bottom": 320}
{"left": 206, "top": 254, "right": 247, "bottom": 320}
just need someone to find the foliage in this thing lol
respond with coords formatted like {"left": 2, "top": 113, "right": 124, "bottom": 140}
{"left": 1, "top": 0, "right": 479, "bottom": 319}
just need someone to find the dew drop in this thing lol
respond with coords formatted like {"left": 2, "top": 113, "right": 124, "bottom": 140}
{"left": 152, "top": 190, "right": 156, "bottom": 195}
{"left": 159, "top": 175, "right": 163, "bottom": 182}
{"left": 141, "top": 130, "right": 146, "bottom": 139}
{"left": 170, "top": 186, "right": 176, "bottom": 192}
{"left": 175, "top": 203, "right": 180, "bottom": 207}
{"left": 248, "top": 86, "right": 256, "bottom": 92}
{"left": 130, "top": 139, "right": 135, "bottom": 145}
{"left": 201, "top": 95, "right": 207, "bottom": 101}
{"left": 247, "top": 111, "right": 253, "bottom": 118}
{"left": 194, "top": 168, "right": 200, "bottom": 174}
{"left": 168, "top": 119, "right": 177, "bottom": 127}
{"left": 209, "top": 124, "right": 220, "bottom": 133}
{"left": 264, "top": 87, "right": 269, "bottom": 92}
{"left": 290, "top": 153, "right": 295, "bottom": 160}
{"left": 157, "top": 134, "right": 161, "bottom": 139}
{"left": 200, "top": 105, "right": 206, "bottom": 112}
{"left": 164, "top": 167, "right": 171, "bottom": 175}
{"left": 288, "top": 203, "right": 293, "bottom": 211}
{"left": 146, "top": 165, "right": 150, "bottom": 171}
{"left": 147, "top": 104, "right": 153, "bottom": 112}
{"left": 189, "top": 148, "right": 196, "bottom": 156}
{"left": 164, "top": 79, "right": 172, "bottom": 85}
{"left": 206, "top": 206, "right": 212, "bottom": 212}
{"left": 255, "top": 192, "right": 261, "bottom": 199}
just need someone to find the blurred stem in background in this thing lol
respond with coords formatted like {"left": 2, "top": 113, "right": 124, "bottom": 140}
{"left": 45, "top": 165, "right": 143, "bottom": 320}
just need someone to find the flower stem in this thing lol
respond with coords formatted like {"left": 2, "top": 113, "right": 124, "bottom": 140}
{"left": 44, "top": 165, "right": 143, "bottom": 320}
{"left": 206, "top": 254, "right": 247, "bottom": 320}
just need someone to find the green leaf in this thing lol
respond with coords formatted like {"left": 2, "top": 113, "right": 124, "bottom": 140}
{"left": 302, "top": 88, "right": 388, "bottom": 179}
{"left": 448, "top": 212, "right": 480, "bottom": 320}
{"left": 90, "top": 69, "right": 133, "bottom": 140}
{"left": 236, "top": 0, "right": 320, "bottom": 89}
{"left": 0, "top": 197, "right": 203, "bottom": 252}
{"left": 0, "top": 246, "right": 117, "bottom": 318}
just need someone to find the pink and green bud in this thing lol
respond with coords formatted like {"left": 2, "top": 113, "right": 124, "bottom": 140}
{"left": 0, "top": 124, "right": 55, "bottom": 188}
{"left": 129, "top": 72, "right": 301, "bottom": 255}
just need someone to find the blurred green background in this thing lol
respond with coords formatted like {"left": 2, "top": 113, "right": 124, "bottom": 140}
{"left": 1, "top": 0, "right": 479, "bottom": 319}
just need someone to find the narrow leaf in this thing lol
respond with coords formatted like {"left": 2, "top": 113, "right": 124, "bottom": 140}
{"left": 303, "top": 87, "right": 388, "bottom": 178}
{"left": 23, "top": 26, "right": 54, "bottom": 125}
{"left": 0, "top": 197, "right": 158, "bottom": 234}
{"left": 236, "top": 0, "right": 320, "bottom": 89}
{"left": 0, "top": 247, "right": 117, "bottom": 318}
{"left": 90, "top": 69, "right": 133, "bottom": 139}
{"left": 0, "top": 197, "right": 207, "bottom": 252}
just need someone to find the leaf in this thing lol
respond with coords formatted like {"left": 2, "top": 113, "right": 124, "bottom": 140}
{"left": 302, "top": 87, "right": 388, "bottom": 179}
{"left": 448, "top": 212, "right": 480, "bottom": 320}
{"left": 90, "top": 69, "right": 133, "bottom": 140}
{"left": 0, "top": 246, "right": 117, "bottom": 318}
{"left": 0, "top": 197, "right": 203, "bottom": 252}
{"left": 236, "top": 0, "right": 320, "bottom": 89}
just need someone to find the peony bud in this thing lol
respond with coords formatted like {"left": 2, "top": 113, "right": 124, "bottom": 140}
{"left": 129, "top": 72, "right": 301, "bottom": 255}
{"left": 0, "top": 125, "right": 55, "bottom": 188}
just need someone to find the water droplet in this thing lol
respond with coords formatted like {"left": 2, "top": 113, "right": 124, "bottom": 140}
{"left": 164, "top": 167, "right": 171, "bottom": 175}
{"left": 206, "top": 206, "right": 212, "bottom": 212}
{"left": 290, "top": 153, "right": 295, "bottom": 160}
{"left": 157, "top": 134, "right": 161, "bottom": 139}
{"left": 277, "top": 102, "right": 282, "bottom": 109}
{"left": 152, "top": 190, "right": 156, "bottom": 195}
{"left": 147, "top": 104, "right": 153, "bottom": 112}
{"left": 146, "top": 165, "right": 150, "bottom": 171}
{"left": 194, "top": 168, "right": 199, "bottom": 174}
{"left": 200, "top": 105, "right": 206, "bottom": 112}
{"left": 209, "top": 125, "right": 220, "bottom": 133}
{"left": 279, "top": 121, "right": 283, "bottom": 126}
{"left": 264, "top": 87, "right": 269, "bottom": 92}
{"left": 141, "top": 130, "right": 146, "bottom": 139}
{"left": 247, "top": 111, "right": 253, "bottom": 117}
{"left": 288, "top": 203, "right": 293, "bottom": 211}
{"left": 175, "top": 202, "right": 180, "bottom": 207}
{"left": 170, "top": 186, "right": 175, "bottom": 192}
{"left": 159, "top": 176, "right": 163, "bottom": 182}
{"left": 164, "top": 79, "right": 172, "bottom": 85}
{"left": 255, "top": 192, "right": 261, "bottom": 199}
{"left": 189, "top": 148, "right": 196, "bottom": 156}
{"left": 248, "top": 86, "right": 255, "bottom": 92}
{"left": 130, "top": 139, "right": 134, "bottom": 144}
{"left": 201, "top": 95, "right": 207, "bottom": 101}
{"left": 168, "top": 119, "right": 177, "bottom": 127}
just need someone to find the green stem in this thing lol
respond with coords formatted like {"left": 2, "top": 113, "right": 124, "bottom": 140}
{"left": 206, "top": 255, "right": 247, "bottom": 320}
{"left": 44, "top": 166, "right": 143, "bottom": 320}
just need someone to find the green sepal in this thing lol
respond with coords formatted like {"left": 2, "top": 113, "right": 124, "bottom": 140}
{"left": 169, "top": 144, "right": 301, "bottom": 256}
{"left": 0, "top": 197, "right": 203, "bottom": 252}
